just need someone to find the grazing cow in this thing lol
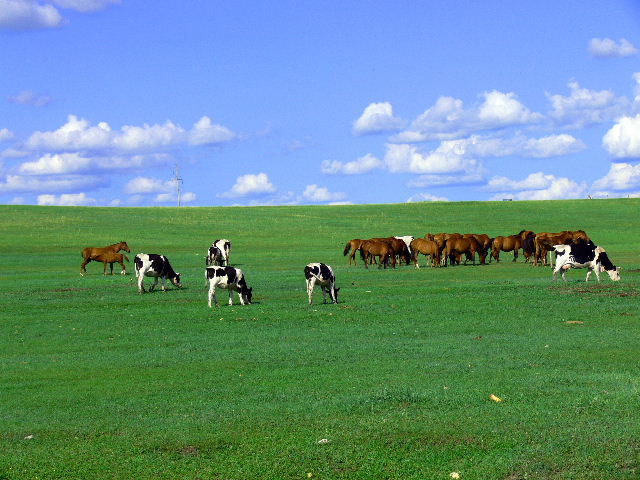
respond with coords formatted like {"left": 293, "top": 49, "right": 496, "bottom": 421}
{"left": 134, "top": 253, "right": 182, "bottom": 293}
{"left": 304, "top": 263, "right": 339, "bottom": 304}
{"left": 206, "top": 266, "right": 253, "bottom": 307}
{"left": 343, "top": 238, "right": 365, "bottom": 265}
{"left": 208, "top": 239, "right": 231, "bottom": 266}
{"left": 552, "top": 240, "right": 620, "bottom": 282}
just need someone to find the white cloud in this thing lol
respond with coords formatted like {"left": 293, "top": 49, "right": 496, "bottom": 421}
{"left": 124, "top": 176, "right": 177, "bottom": 195}
{"left": 603, "top": 114, "right": 640, "bottom": 159}
{"left": 220, "top": 173, "right": 276, "bottom": 198}
{"left": 19, "top": 153, "right": 93, "bottom": 175}
{"left": 8, "top": 90, "right": 52, "bottom": 107}
{"left": 408, "top": 172, "right": 485, "bottom": 188}
{"left": 188, "top": 116, "right": 236, "bottom": 145}
{"left": 10, "top": 196, "right": 25, "bottom": 204}
{"left": 0, "top": 174, "right": 107, "bottom": 193}
{"left": 154, "top": 191, "right": 196, "bottom": 204}
{"left": 37, "top": 192, "right": 96, "bottom": 206}
{"left": 0, "top": 128, "right": 13, "bottom": 142}
{"left": 487, "top": 173, "right": 587, "bottom": 200}
{"left": 547, "top": 81, "right": 628, "bottom": 129}
{"left": 592, "top": 163, "right": 640, "bottom": 191}
{"left": 406, "top": 193, "right": 449, "bottom": 202}
{"left": 25, "top": 114, "right": 236, "bottom": 153}
{"left": 302, "top": 184, "right": 346, "bottom": 203}
{"left": 589, "top": 37, "right": 638, "bottom": 58}
{"left": 321, "top": 154, "right": 382, "bottom": 175}
{"left": 393, "top": 91, "right": 542, "bottom": 142}
{"left": 0, "top": 0, "right": 63, "bottom": 31}
{"left": 383, "top": 143, "right": 481, "bottom": 175}
{"left": 353, "top": 102, "right": 405, "bottom": 135}
{"left": 51, "top": 0, "right": 119, "bottom": 13}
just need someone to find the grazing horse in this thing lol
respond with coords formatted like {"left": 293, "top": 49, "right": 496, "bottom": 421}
{"left": 445, "top": 237, "right": 486, "bottom": 266}
{"left": 490, "top": 235, "right": 522, "bottom": 262}
{"left": 359, "top": 240, "right": 394, "bottom": 269}
{"left": 410, "top": 238, "right": 440, "bottom": 268}
{"left": 343, "top": 239, "right": 365, "bottom": 265}
{"left": 518, "top": 230, "right": 536, "bottom": 263}
{"left": 80, "top": 241, "right": 130, "bottom": 276}
{"left": 371, "top": 237, "right": 412, "bottom": 265}
{"left": 534, "top": 231, "right": 574, "bottom": 266}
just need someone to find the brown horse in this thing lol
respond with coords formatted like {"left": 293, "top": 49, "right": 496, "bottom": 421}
{"left": 81, "top": 241, "right": 130, "bottom": 276}
{"left": 445, "top": 237, "right": 486, "bottom": 265}
{"left": 533, "top": 230, "right": 590, "bottom": 266}
{"left": 490, "top": 235, "right": 522, "bottom": 262}
{"left": 343, "top": 239, "right": 365, "bottom": 265}
{"left": 371, "top": 237, "right": 412, "bottom": 265}
{"left": 359, "top": 240, "right": 395, "bottom": 269}
{"left": 102, "top": 252, "right": 129, "bottom": 275}
{"left": 410, "top": 238, "right": 440, "bottom": 268}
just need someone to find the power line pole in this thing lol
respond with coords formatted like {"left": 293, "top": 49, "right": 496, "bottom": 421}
{"left": 173, "top": 164, "right": 183, "bottom": 207}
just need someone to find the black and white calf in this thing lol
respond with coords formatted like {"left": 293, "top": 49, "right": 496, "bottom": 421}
{"left": 134, "top": 253, "right": 182, "bottom": 293}
{"left": 552, "top": 240, "right": 620, "bottom": 282}
{"left": 206, "top": 239, "right": 231, "bottom": 266}
{"left": 304, "top": 263, "right": 339, "bottom": 305}
{"left": 206, "top": 266, "right": 253, "bottom": 307}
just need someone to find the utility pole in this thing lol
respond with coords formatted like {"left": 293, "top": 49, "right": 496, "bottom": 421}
{"left": 173, "top": 163, "right": 183, "bottom": 207}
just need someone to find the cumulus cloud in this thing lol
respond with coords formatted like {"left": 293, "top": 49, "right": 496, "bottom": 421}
{"left": 219, "top": 173, "right": 276, "bottom": 198}
{"left": 154, "top": 191, "right": 196, "bottom": 204}
{"left": 0, "top": 0, "right": 63, "bottom": 31}
{"left": 302, "top": 184, "right": 347, "bottom": 203}
{"left": 353, "top": 102, "right": 405, "bottom": 135}
{"left": 603, "top": 114, "right": 640, "bottom": 159}
{"left": 124, "top": 176, "right": 177, "bottom": 195}
{"left": 321, "top": 154, "right": 383, "bottom": 175}
{"left": 406, "top": 193, "right": 449, "bottom": 202}
{"left": 393, "top": 91, "right": 542, "bottom": 142}
{"left": 408, "top": 172, "right": 485, "bottom": 188}
{"left": 37, "top": 192, "right": 96, "bottom": 206}
{"left": 25, "top": 114, "right": 236, "bottom": 152}
{"left": 589, "top": 37, "right": 638, "bottom": 58}
{"left": 19, "top": 153, "right": 93, "bottom": 175}
{"left": 0, "top": 129, "right": 13, "bottom": 142}
{"left": 486, "top": 172, "right": 587, "bottom": 200}
{"left": 547, "top": 81, "right": 628, "bottom": 129}
{"left": 0, "top": 174, "right": 108, "bottom": 193}
{"left": 51, "top": 0, "right": 119, "bottom": 13}
{"left": 383, "top": 142, "right": 481, "bottom": 175}
{"left": 8, "top": 90, "right": 52, "bottom": 107}
{"left": 592, "top": 162, "right": 640, "bottom": 191}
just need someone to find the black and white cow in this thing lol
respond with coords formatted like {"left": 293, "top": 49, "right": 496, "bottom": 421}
{"left": 134, "top": 253, "right": 182, "bottom": 293}
{"left": 206, "top": 266, "right": 253, "bottom": 307}
{"left": 304, "top": 263, "right": 339, "bottom": 305}
{"left": 552, "top": 240, "right": 621, "bottom": 282}
{"left": 206, "top": 239, "right": 231, "bottom": 266}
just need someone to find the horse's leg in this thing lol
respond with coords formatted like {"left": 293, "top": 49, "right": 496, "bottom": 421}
{"left": 80, "top": 258, "right": 90, "bottom": 276}
{"left": 513, "top": 248, "right": 519, "bottom": 262}
{"left": 119, "top": 261, "right": 126, "bottom": 275}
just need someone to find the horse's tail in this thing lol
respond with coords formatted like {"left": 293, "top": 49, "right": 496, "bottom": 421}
{"left": 343, "top": 241, "right": 351, "bottom": 256}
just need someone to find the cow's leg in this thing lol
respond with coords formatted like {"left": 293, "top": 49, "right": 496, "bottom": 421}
{"left": 307, "top": 278, "right": 316, "bottom": 305}
{"left": 228, "top": 288, "right": 234, "bottom": 306}
{"left": 149, "top": 276, "right": 159, "bottom": 292}
{"left": 208, "top": 285, "right": 218, "bottom": 307}
{"left": 321, "top": 285, "right": 328, "bottom": 304}
{"left": 137, "top": 273, "right": 146, "bottom": 293}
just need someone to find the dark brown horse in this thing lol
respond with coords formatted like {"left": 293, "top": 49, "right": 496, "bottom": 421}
{"left": 490, "top": 235, "right": 522, "bottom": 262}
{"left": 445, "top": 237, "right": 487, "bottom": 265}
{"left": 359, "top": 240, "right": 394, "bottom": 269}
{"left": 343, "top": 239, "right": 365, "bottom": 265}
{"left": 80, "top": 241, "right": 130, "bottom": 276}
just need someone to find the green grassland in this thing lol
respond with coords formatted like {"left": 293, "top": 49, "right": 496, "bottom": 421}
{"left": 0, "top": 199, "right": 639, "bottom": 480}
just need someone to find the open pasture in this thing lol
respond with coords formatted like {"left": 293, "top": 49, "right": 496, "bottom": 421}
{"left": 1, "top": 199, "right": 639, "bottom": 480}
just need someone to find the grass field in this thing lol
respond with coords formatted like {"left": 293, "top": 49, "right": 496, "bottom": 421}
{"left": 1, "top": 199, "right": 639, "bottom": 480}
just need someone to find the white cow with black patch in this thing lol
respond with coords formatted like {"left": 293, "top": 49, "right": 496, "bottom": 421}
{"left": 552, "top": 240, "right": 620, "bottom": 282}
{"left": 206, "top": 266, "right": 253, "bottom": 307}
{"left": 304, "top": 263, "right": 339, "bottom": 305}
{"left": 134, "top": 253, "right": 182, "bottom": 293}
{"left": 206, "top": 239, "right": 231, "bottom": 266}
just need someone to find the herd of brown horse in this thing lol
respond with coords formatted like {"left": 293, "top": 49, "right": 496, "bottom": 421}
{"left": 343, "top": 229, "right": 591, "bottom": 269}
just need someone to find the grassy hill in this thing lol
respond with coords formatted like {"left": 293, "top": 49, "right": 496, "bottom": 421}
{"left": 0, "top": 199, "right": 638, "bottom": 479}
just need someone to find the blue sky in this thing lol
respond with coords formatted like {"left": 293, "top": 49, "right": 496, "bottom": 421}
{"left": 2, "top": 1, "right": 640, "bottom": 206}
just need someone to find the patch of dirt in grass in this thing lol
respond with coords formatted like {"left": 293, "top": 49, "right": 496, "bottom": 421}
{"left": 547, "top": 283, "right": 639, "bottom": 297}
{"left": 180, "top": 445, "right": 200, "bottom": 457}
{"left": 50, "top": 287, "right": 91, "bottom": 292}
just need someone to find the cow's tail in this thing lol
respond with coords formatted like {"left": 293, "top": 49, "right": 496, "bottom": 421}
{"left": 343, "top": 242, "right": 351, "bottom": 256}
